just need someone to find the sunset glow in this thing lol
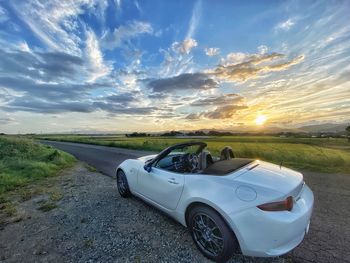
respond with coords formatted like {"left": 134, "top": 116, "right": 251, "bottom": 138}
{"left": 0, "top": 1, "right": 349, "bottom": 133}
{"left": 255, "top": 115, "right": 267, "bottom": 126}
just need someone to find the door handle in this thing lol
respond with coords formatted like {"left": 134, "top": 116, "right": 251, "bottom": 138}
{"left": 168, "top": 178, "right": 179, "bottom": 184}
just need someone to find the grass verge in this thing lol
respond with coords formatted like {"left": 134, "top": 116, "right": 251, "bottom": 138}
{"left": 0, "top": 136, "right": 75, "bottom": 201}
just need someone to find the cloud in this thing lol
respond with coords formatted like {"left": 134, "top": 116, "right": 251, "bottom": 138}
{"left": 190, "top": 93, "right": 244, "bottom": 107}
{"left": 0, "top": 6, "right": 9, "bottom": 23}
{"left": 204, "top": 47, "right": 220, "bottom": 56}
{"left": 10, "top": 0, "right": 93, "bottom": 55}
{"left": 3, "top": 98, "right": 96, "bottom": 114}
{"left": 186, "top": 0, "right": 202, "bottom": 39}
{"left": 0, "top": 117, "right": 15, "bottom": 124}
{"left": 0, "top": 49, "right": 84, "bottom": 83}
{"left": 101, "top": 21, "right": 153, "bottom": 50}
{"left": 85, "top": 30, "right": 111, "bottom": 82}
{"left": 211, "top": 53, "right": 304, "bottom": 82}
{"left": 172, "top": 38, "right": 198, "bottom": 55}
{"left": 18, "top": 42, "right": 31, "bottom": 52}
{"left": 275, "top": 18, "right": 296, "bottom": 31}
{"left": 185, "top": 93, "right": 247, "bottom": 120}
{"left": 0, "top": 45, "right": 162, "bottom": 116}
{"left": 146, "top": 73, "right": 217, "bottom": 93}
{"left": 257, "top": 45, "right": 268, "bottom": 54}
{"left": 186, "top": 104, "right": 248, "bottom": 120}
{"left": 115, "top": 0, "right": 122, "bottom": 8}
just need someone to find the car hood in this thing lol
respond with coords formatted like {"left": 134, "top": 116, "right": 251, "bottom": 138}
{"left": 236, "top": 160, "right": 304, "bottom": 196}
{"left": 138, "top": 154, "right": 157, "bottom": 163}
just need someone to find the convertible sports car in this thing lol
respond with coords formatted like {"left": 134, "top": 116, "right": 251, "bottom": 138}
{"left": 116, "top": 142, "right": 314, "bottom": 262}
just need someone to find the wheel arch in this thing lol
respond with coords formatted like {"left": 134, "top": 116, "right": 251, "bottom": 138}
{"left": 116, "top": 167, "right": 124, "bottom": 176}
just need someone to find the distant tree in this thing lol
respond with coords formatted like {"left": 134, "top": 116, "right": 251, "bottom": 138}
{"left": 161, "top": 131, "right": 184, "bottom": 137}
{"left": 346, "top": 126, "right": 350, "bottom": 142}
{"left": 126, "top": 132, "right": 149, "bottom": 137}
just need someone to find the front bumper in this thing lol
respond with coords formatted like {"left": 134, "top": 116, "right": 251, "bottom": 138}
{"left": 228, "top": 184, "right": 314, "bottom": 257}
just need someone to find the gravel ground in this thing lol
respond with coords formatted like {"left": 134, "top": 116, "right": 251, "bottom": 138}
{"left": 0, "top": 164, "right": 288, "bottom": 263}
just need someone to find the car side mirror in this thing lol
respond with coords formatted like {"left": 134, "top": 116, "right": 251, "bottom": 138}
{"left": 144, "top": 163, "right": 152, "bottom": 173}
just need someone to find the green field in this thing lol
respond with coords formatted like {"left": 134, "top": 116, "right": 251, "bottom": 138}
{"left": 0, "top": 136, "right": 75, "bottom": 199}
{"left": 38, "top": 134, "right": 350, "bottom": 174}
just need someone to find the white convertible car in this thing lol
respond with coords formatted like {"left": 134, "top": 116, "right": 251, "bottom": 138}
{"left": 116, "top": 142, "right": 313, "bottom": 262}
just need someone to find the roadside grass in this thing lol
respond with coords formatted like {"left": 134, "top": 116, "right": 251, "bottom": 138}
{"left": 38, "top": 135, "right": 350, "bottom": 174}
{"left": 0, "top": 136, "right": 75, "bottom": 201}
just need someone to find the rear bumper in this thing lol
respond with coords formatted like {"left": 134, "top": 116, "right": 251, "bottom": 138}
{"left": 228, "top": 184, "right": 314, "bottom": 257}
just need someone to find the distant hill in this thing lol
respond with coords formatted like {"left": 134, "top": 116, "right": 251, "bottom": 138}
{"left": 297, "top": 123, "right": 348, "bottom": 133}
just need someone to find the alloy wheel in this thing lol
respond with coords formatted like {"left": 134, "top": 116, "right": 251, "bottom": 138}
{"left": 192, "top": 213, "right": 224, "bottom": 257}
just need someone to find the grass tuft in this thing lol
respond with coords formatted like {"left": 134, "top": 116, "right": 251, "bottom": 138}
{"left": 38, "top": 201, "right": 57, "bottom": 212}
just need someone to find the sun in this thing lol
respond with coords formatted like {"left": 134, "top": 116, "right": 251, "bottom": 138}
{"left": 255, "top": 114, "right": 267, "bottom": 125}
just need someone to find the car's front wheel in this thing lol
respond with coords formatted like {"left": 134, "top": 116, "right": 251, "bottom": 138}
{"left": 116, "top": 170, "right": 131, "bottom": 198}
{"left": 188, "top": 205, "right": 238, "bottom": 262}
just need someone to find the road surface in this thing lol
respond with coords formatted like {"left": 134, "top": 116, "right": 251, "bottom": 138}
{"left": 41, "top": 140, "right": 350, "bottom": 263}
{"left": 41, "top": 140, "right": 155, "bottom": 176}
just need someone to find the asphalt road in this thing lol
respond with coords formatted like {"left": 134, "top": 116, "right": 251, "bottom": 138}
{"left": 41, "top": 140, "right": 155, "bottom": 176}
{"left": 41, "top": 140, "right": 350, "bottom": 263}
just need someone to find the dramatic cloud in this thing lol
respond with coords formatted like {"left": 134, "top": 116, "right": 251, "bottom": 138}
{"left": 204, "top": 47, "right": 220, "bottom": 56}
{"left": 186, "top": 93, "right": 247, "bottom": 120}
{"left": 172, "top": 38, "right": 198, "bottom": 54}
{"left": 1, "top": 0, "right": 349, "bottom": 133}
{"left": 211, "top": 53, "right": 304, "bottom": 82}
{"left": 85, "top": 30, "right": 111, "bottom": 82}
{"left": 275, "top": 18, "right": 296, "bottom": 31}
{"left": 147, "top": 73, "right": 217, "bottom": 92}
{"left": 186, "top": 104, "right": 248, "bottom": 120}
{"left": 101, "top": 21, "right": 153, "bottom": 50}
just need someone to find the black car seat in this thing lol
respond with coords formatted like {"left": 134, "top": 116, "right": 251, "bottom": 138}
{"left": 199, "top": 151, "right": 214, "bottom": 170}
{"left": 220, "top": 146, "right": 234, "bottom": 160}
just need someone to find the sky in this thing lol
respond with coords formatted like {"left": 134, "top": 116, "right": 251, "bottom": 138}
{"left": 0, "top": 0, "right": 349, "bottom": 134}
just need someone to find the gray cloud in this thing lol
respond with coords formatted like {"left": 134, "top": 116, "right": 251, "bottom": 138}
{"left": 101, "top": 21, "right": 153, "bottom": 50}
{"left": 3, "top": 97, "right": 95, "bottom": 114}
{"left": 0, "top": 47, "right": 158, "bottom": 116}
{"left": 94, "top": 102, "right": 157, "bottom": 115}
{"left": 0, "top": 49, "right": 84, "bottom": 82}
{"left": 190, "top": 93, "right": 244, "bottom": 107}
{"left": 0, "top": 117, "right": 15, "bottom": 124}
{"left": 186, "top": 104, "right": 248, "bottom": 120}
{"left": 147, "top": 73, "right": 218, "bottom": 92}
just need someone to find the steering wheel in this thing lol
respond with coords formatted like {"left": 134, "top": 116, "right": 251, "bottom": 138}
{"left": 187, "top": 153, "right": 199, "bottom": 172}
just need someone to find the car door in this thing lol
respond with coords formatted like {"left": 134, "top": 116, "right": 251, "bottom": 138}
{"left": 138, "top": 167, "right": 185, "bottom": 210}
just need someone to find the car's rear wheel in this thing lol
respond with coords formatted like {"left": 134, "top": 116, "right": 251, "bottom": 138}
{"left": 116, "top": 170, "right": 131, "bottom": 197}
{"left": 188, "top": 205, "right": 238, "bottom": 262}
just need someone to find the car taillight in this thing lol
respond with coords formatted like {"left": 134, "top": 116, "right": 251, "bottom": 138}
{"left": 257, "top": 196, "right": 293, "bottom": 212}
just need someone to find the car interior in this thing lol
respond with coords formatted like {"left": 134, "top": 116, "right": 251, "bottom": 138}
{"left": 154, "top": 144, "right": 253, "bottom": 175}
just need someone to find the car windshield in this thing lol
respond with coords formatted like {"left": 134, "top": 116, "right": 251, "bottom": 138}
{"left": 154, "top": 143, "right": 203, "bottom": 170}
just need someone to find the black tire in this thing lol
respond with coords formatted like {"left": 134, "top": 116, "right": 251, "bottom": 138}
{"left": 116, "top": 170, "right": 131, "bottom": 198}
{"left": 188, "top": 205, "right": 238, "bottom": 262}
